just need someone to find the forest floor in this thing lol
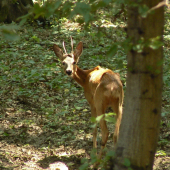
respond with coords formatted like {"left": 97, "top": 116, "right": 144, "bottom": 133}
{"left": 0, "top": 103, "right": 170, "bottom": 170}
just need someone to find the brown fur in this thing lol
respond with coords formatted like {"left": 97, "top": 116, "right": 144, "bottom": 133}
{"left": 53, "top": 41, "right": 124, "bottom": 158}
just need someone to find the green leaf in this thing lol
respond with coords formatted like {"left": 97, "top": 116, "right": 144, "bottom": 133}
{"left": 75, "top": 106, "right": 82, "bottom": 110}
{"left": 105, "top": 112, "right": 116, "bottom": 116}
{"left": 0, "top": 24, "right": 20, "bottom": 41}
{"left": 103, "top": 0, "right": 113, "bottom": 5}
{"left": 96, "top": 115, "right": 104, "bottom": 122}
{"left": 79, "top": 162, "right": 89, "bottom": 170}
{"left": 156, "top": 150, "right": 166, "bottom": 157}
{"left": 107, "top": 44, "right": 118, "bottom": 57}
{"left": 91, "top": 117, "right": 96, "bottom": 123}
{"left": 72, "top": 2, "right": 91, "bottom": 23}
{"left": 106, "top": 150, "right": 116, "bottom": 157}
{"left": 105, "top": 116, "right": 116, "bottom": 122}
{"left": 3, "top": 132, "right": 9, "bottom": 136}
{"left": 105, "top": 113, "right": 116, "bottom": 122}
{"left": 149, "top": 36, "right": 163, "bottom": 49}
{"left": 124, "top": 158, "right": 131, "bottom": 167}
{"left": 138, "top": 4, "right": 149, "bottom": 18}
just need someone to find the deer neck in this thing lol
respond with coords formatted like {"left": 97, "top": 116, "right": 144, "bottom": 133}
{"left": 73, "top": 65, "right": 100, "bottom": 88}
{"left": 73, "top": 66, "right": 88, "bottom": 87}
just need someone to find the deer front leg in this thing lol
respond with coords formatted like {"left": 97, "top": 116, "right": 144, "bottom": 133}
{"left": 93, "top": 108, "right": 109, "bottom": 170}
{"left": 90, "top": 106, "right": 97, "bottom": 149}
{"left": 94, "top": 86, "right": 109, "bottom": 159}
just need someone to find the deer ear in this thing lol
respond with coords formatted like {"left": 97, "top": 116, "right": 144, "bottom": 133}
{"left": 74, "top": 42, "right": 83, "bottom": 62}
{"left": 53, "top": 44, "right": 64, "bottom": 61}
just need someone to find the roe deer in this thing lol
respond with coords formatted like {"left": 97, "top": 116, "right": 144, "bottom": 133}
{"left": 53, "top": 38, "right": 124, "bottom": 158}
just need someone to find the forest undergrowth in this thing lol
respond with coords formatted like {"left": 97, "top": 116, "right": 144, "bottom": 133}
{"left": 0, "top": 17, "right": 170, "bottom": 169}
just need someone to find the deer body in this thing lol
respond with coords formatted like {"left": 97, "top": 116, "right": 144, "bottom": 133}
{"left": 53, "top": 40, "right": 124, "bottom": 158}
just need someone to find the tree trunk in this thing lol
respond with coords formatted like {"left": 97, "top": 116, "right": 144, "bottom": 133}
{"left": 0, "top": 0, "right": 33, "bottom": 23}
{"left": 114, "top": 1, "right": 164, "bottom": 170}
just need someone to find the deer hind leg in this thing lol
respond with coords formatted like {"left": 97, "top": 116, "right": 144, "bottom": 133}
{"left": 112, "top": 98, "right": 122, "bottom": 145}
{"left": 90, "top": 105, "right": 97, "bottom": 150}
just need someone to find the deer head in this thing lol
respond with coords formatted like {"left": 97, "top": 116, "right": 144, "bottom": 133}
{"left": 53, "top": 38, "right": 83, "bottom": 77}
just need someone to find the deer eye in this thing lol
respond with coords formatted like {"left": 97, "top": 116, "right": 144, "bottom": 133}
{"left": 73, "top": 61, "right": 76, "bottom": 65}
{"left": 62, "top": 62, "right": 66, "bottom": 65}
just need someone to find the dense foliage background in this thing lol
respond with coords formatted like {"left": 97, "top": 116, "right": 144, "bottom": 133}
{"left": 0, "top": 0, "right": 169, "bottom": 169}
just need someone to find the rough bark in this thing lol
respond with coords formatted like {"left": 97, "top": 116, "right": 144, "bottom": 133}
{"left": 113, "top": 1, "right": 164, "bottom": 170}
{"left": 0, "top": 0, "right": 33, "bottom": 23}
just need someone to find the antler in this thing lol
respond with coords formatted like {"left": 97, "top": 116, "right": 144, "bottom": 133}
{"left": 63, "top": 37, "right": 74, "bottom": 54}
{"left": 63, "top": 41, "right": 67, "bottom": 54}
{"left": 71, "top": 36, "right": 74, "bottom": 53}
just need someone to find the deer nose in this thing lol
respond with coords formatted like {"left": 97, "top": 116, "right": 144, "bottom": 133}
{"left": 66, "top": 70, "right": 72, "bottom": 75}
